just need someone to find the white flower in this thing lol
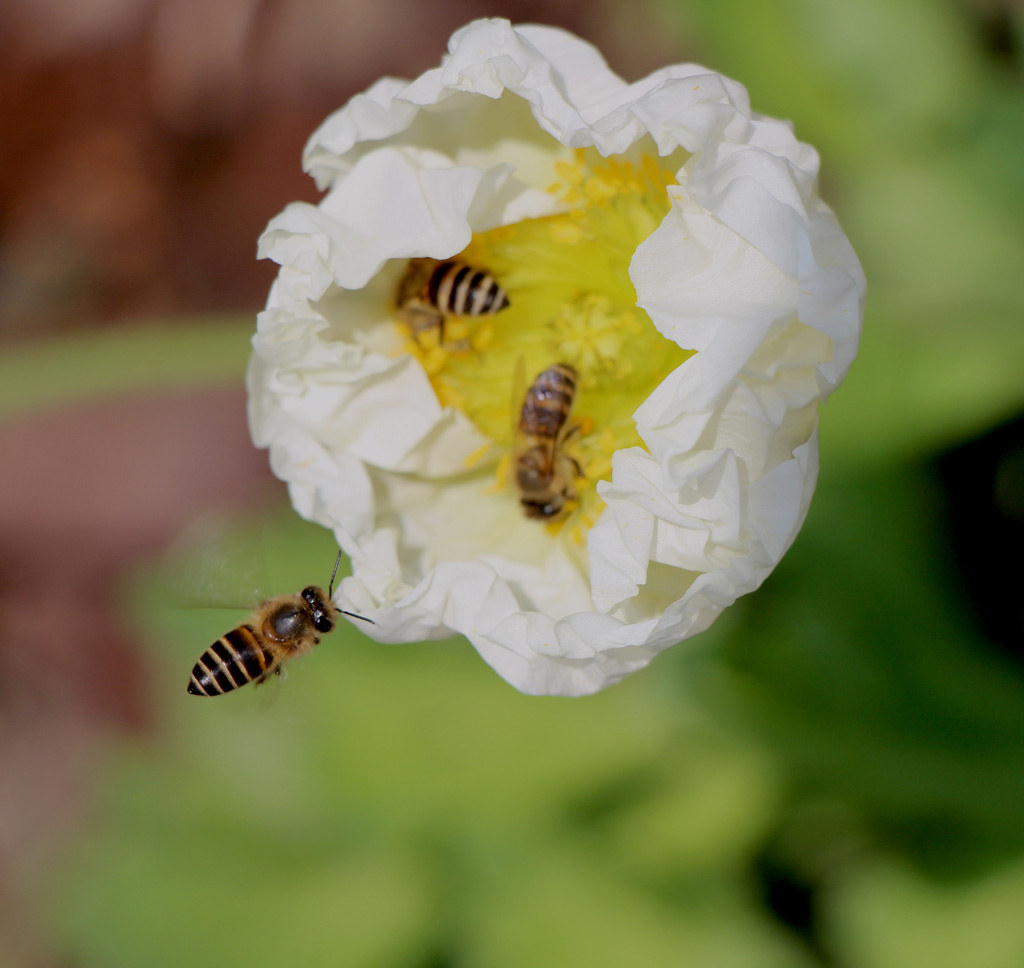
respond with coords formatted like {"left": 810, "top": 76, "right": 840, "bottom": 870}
{"left": 248, "top": 18, "right": 865, "bottom": 696}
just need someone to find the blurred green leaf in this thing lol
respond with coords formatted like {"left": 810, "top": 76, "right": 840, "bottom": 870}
{"left": 663, "top": 0, "right": 987, "bottom": 157}
{"left": 827, "top": 856, "right": 1024, "bottom": 968}
{"left": 704, "top": 458, "right": 1024, "bottom": 876}
{"left": 460, "top": 839, "right": 814, "bottom": 968}
{"left": 0, "top": 316, "right": 252, "bottom": 417}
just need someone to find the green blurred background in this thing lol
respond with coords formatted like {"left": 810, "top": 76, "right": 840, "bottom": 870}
{"left": 2, "top": 0, "right": 1024, "bottom": 966}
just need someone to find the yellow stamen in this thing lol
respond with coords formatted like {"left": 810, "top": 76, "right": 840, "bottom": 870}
{"left": 400, "top": 150, "right": 695, "bottom": 536}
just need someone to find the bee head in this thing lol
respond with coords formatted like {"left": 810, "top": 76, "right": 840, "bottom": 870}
{"left": 521, "top": 495, "right": 564, "bottom": 519}
{"left": 301, "top": 585, "right": 336, "bottom": 633}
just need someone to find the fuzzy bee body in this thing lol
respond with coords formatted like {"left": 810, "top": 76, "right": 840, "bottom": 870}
{"left": 187, "top": 555, "right": 372, "bottom": 698}
{"left": 397, "top": 258, "right": 509, "bottom": 346}
{"left": 514, "top": 363, "right": 582, "bottom": 520}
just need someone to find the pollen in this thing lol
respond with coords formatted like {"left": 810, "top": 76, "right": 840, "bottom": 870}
{"left": 401, "top": 149, "right": 694, "bottom": 534}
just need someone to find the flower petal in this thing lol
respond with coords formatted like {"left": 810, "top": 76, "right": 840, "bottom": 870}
{"left": 250, "top": 18, "right": 865, "bottom": 695}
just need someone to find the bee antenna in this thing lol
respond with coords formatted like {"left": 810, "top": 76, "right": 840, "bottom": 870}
{"left": 328, "top": 549, "right": 343, "bottom": 597}
{"left": 339, "top": 610, "right": 375, "bottom": 624}
{"left": 328, "top": 550, "right": 374, "bottom": 623}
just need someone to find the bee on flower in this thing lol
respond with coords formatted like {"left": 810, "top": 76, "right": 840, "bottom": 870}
{"left": 249, "top": 18, "right": 865, "bottom": 696}
{"left": 396, "top": 257, "right": 510, "bottom": 350}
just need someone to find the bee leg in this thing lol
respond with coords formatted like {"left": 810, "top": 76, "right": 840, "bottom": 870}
{"left": 400, "top": 303, "right": 444, "bottom": 347}
{"left": 253, "top": 664, "right": 281, "bottom": 687}
{"left": 562, "top": 422, "right": 583, "bottom": 443}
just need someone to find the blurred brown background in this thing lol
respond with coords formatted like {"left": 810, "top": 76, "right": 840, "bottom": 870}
{"left": 0, "top": 0, "right": 679, "bottom": 339}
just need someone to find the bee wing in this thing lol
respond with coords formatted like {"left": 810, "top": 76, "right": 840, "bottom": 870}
{"left": 163, "top": 512, "right": 267, "bottom": 610}
{"left": 512, "top": 359, "right": 557, "bottom": 478}
{"left": 396, "top": 257, "right": 436, "bottom": 307}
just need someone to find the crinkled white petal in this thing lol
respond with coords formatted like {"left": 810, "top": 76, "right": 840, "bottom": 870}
{"left": 249, "top": 18, "right": 865, "bottom": 695}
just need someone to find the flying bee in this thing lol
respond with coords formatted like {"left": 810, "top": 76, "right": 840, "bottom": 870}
{"left": 514, "top": 362, "right": 583, "bottom": 520}
{"left": 397, "top": 258, "right": 509, "bottom": 348}
{"left": 187, "top": 552, "right": 373, "bottom": 698}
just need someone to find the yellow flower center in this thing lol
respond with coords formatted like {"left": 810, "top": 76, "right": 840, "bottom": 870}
{"left": 404, "top": 149, "right": 694, "bottom": 535}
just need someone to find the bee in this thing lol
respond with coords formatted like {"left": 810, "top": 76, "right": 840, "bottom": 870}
{"left": 514, "top": 362, "right": 583, "bottom": 520}
{"left": 397, "top": 258, "right": 509, "bottom": 347}
{"left": 187, "top": 552, "right": 372, "bottom": 697}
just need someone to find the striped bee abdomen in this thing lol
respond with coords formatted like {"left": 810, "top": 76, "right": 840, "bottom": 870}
{"left": 519, "top": 363, "right": 577, "bottom": 438}
{"left": 427, "top": 261, "right": 509, "bottom": 317}
{"left": 187, "top": 625, "right": 275, "bottom": 697}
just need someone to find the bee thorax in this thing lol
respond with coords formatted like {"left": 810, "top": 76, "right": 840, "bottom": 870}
{"left": 265, "top": 603, "right": 310, "bottom": 642}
